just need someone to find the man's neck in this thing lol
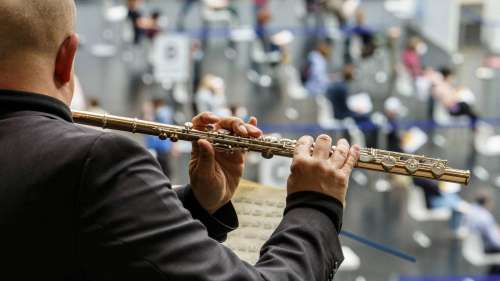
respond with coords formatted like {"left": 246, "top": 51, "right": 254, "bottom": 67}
{"left": 0, "top": 65, "right": 68, "bottom": 106}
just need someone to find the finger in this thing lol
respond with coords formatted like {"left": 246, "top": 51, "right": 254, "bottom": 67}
{"left": 312, "top": 134, "right": 332, "bottom": 160}
{"left": 331, "top": 138, "right": 350, "bottom": 169}
{"left": 244, "top": 124, "right": 263, "bottom": 138}
{"left": 294, "top": 135, "right": 314, "bottom": 158}
{"left": 194, "top": 139, "right": 216, "bottom": 173}
{"left": 248, "top": 116, "right": 258, "bottom": 126}
{"left": 216, "top": 117, "right": 249, "bottom": 137}
{"left": 341, "top": 144, "right": 360, "bottom": 175}
{"left": 192, "top": 112, "right": 220, "bottom": 130}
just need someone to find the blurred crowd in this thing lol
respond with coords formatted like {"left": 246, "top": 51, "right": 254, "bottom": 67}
{"left": 72, "top": 0, "right": 500, "bottom": 276}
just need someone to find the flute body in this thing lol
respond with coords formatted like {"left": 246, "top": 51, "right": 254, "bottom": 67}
{"left": 72, "top": 110, "right": 471, "bottom": 185}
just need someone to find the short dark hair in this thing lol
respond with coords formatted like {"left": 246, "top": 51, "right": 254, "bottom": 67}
{"left": 439, "top": 66, "right": 454, "bottom": 79}
{"left": 475, "top": 191, "right": 491, "bottom": 206}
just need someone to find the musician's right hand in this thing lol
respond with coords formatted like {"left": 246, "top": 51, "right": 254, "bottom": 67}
{"left": 287, "top": 135, "right": 360, "bottom": 206}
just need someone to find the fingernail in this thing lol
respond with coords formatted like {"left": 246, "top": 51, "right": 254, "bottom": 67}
{"left": 238, "top": 125, "right": 248, "bottom": 135}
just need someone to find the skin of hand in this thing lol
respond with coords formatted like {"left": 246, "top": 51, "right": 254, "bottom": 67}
{"left": 287, "top": 135, "right": 360, "bottom": 206}
{"left": 189, "top": 112, "right": 263, "bottom": 214}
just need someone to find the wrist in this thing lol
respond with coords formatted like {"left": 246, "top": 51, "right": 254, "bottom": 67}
{"left": 190, "top": 183, "right": 225, "bottom": 215}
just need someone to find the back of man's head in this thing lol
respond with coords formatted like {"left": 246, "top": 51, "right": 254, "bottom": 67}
{"left": 475, "top": 190, "right": 492, "bottom": 208}
{"left": 0, "top": 0, "right": 76, "bottom": 63}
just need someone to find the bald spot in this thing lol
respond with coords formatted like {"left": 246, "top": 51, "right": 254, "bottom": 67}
{"left": 0, "top": 0, "right": 76, "bottom": 61}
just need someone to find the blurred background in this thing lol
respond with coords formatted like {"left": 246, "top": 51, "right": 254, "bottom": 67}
{"left": 73, "top": 0, "right": 500, "bottom": 280}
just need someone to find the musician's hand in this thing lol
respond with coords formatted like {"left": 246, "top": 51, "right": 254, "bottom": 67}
{"left": 189, "top": 112, "right": 263, "bottom": 214}
{"left": 287, "top": 135, "right": 360, "bottom": 206}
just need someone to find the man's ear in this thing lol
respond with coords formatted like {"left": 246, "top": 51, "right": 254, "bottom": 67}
{"left": 54, "top": 33, "right": 79, "bottom": 86}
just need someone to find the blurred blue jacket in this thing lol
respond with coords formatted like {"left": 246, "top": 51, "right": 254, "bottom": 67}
{"left": 145, "top": 106, "right": 173, "bottom": 153}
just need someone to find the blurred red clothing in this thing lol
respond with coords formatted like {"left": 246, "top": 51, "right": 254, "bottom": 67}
{"left": 402, "top": 48, "right": 422, "bottom": 79}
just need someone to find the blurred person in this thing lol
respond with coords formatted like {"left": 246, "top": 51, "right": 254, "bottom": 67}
{"left": 465, "top": 192, "right": 500, "bottom": 253}
{"left": 384, "top": 97, "right": 404, "bottom": 152}
{"left": 127, "top": 0, "right": 163, "bottom": 44}
{"left": 127, "top": 0, "right": 145, "bottom": 44}
{"left": 250, "top": 7, "right": 283, "bottom": 81}
{"left": 302, "top": 0, "right": 324, "bottom": 37}
{"left": 428, "top": 67, "right": 479, "bottom": 130}
{"left": 303, "top": 40, "right": 332, "bottom": 96}
{"left": 255, "top": 8, "right": 279, "bottom": 54}
{"left": 144, "top": 98, "right": 175, "bottom": 178}
{"left": 176, "top": 0, "right": 199, "bottom": 31}
{"left": 345, "top": 9, "right": 376, "bottom": 62}
{"left": 326, "top": 64, "right": 379, "bottom": 147}
{"left": 464, "top": 191, "right": 500, "bottom": 274}
{"left": 195, "top": 74, "right": 229, "bottom": 116}
{"left": 145, "top": 10, "right": 163, "bottom": 41}
{"left": 402, "top": 37, "right": 423, "bottom": 80}
{"left": 0, "top": 1, "right": 361, "bottom": 280}
{"left": 413, "top": 178, "right": 468, "bottom": 233}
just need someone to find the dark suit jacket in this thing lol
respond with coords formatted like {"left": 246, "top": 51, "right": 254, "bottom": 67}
{"left": 0, "top": 90, "right": 344, "bottom": 281}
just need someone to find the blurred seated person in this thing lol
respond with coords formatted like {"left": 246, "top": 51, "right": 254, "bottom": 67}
{"left": 347, "top": 9, "right": 376, "bottom": 60}
{"left": 326, "top": 64, "right": 378, "bottom": 147}
{"left": 303, "top": 40, "right": 332, "bottom": 96}
{"left": 464, "top": 192, "right": 500, "bottom": 253}
{"left": 144, "top": 99, "right": 176, "bottom": 178}
{"left": 195, "top": 74, "right": 230, "bottom": 116}
{"left": 127, "top": 0, "right": 163, "bottom": 44}
{"left": 413, "top": 178, "right": 468, "bottom": 231}
{"left": 428, "top": 67, "right": 479, "bottom": 129}
{"left": 255, "top": 8, "right": 280, "bottom": 55}
{"left": 464, "top": 191, "right": 500, "bottom": 274}
{"left": 402, "top": 37, "right": 423, "bottom": 80}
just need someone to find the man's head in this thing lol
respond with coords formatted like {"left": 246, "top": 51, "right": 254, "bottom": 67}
{"left": 476, "top": 191, "right": 493, "bottom": 210}
{"left": 438, "top": 66, "right": 454, "bottom": 81}
{"left": 0, "top": 0, "right": 78, "bottom": 104}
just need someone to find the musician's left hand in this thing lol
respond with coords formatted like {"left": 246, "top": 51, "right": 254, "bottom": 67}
{"left": 189, "top": 112, "right": 262, "bottom": 214}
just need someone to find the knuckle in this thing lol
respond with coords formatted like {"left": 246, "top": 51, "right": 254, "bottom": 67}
{"left": 335, "top": 172, "right": 347, "bottom": 184}
{"left": 311, "top": 160, "right": 327, "bottom": 173}
{"left": 291, "top": 158, "right": 307, "bottom": 173}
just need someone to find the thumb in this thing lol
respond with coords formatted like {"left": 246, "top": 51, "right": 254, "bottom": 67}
{"left": 194, "top": 139, "right": 216, "bottom": 173}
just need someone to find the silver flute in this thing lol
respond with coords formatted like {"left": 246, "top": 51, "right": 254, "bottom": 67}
{"left": 72, "top": 110, "right": 471, "bottom": 185}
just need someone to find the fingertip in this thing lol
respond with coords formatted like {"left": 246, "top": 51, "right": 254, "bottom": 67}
{"left": 298, "top": 135, "right": 314, "bottom": 144}
{"left": 338, "top": 138, "right": 349, "bottom": 146}
{"left": 248, "top": 116, "right": 258, "bottom": 126}
{"left": 197, "top": 139, "right": 212, "bottom": 152}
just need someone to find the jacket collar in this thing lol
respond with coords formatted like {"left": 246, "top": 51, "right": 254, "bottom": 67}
{"left": 0, "top": 89, "right": 72, "bottom": 122}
